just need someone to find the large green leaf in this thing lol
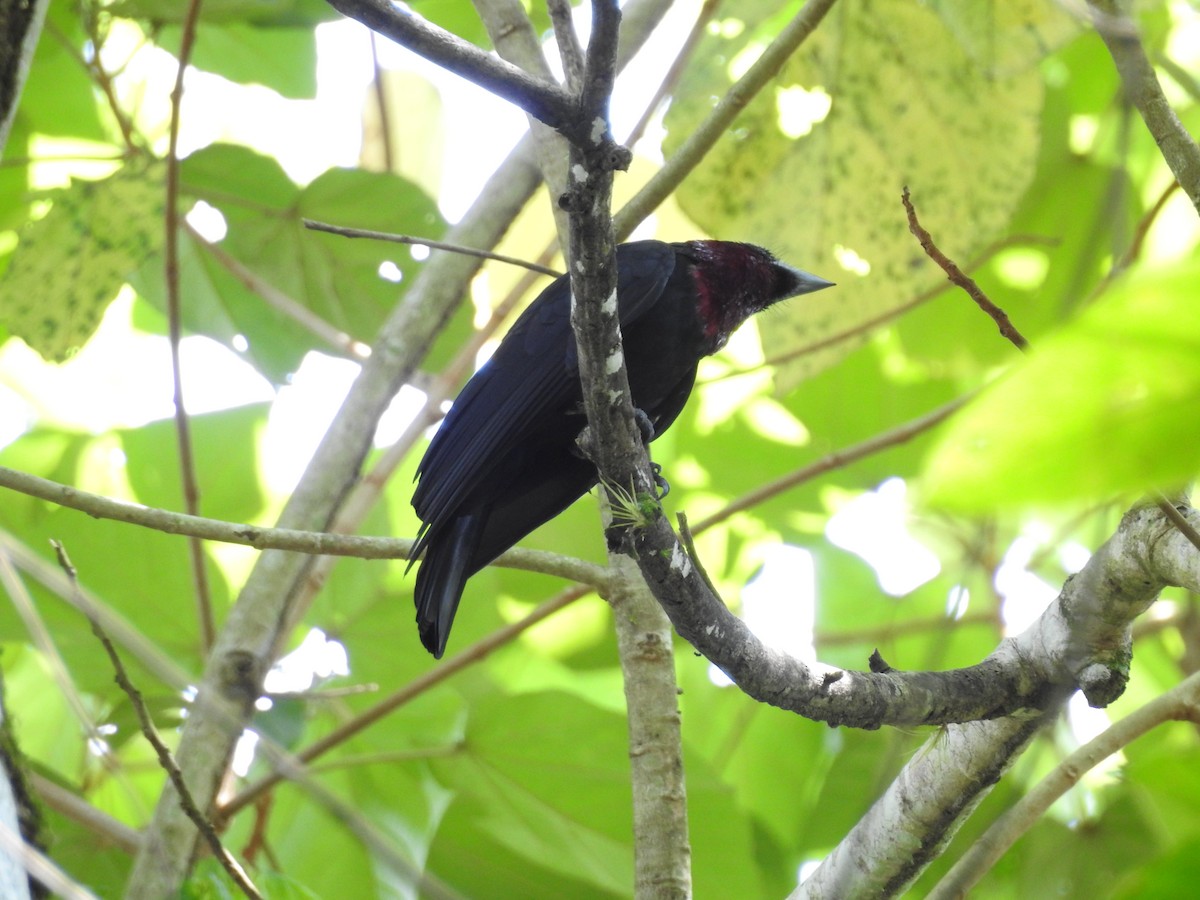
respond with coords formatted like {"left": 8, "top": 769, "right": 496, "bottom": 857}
{"left": 923, "top": 260, "right": 1200, "bottom": 509}
{"left": 426, "top": 691, "right": 634, "bottom": 896}
{"left": 664, "top": 0, "right": 1074, "bottom": 388}
{"left": 137, "top": 143, "right": 446, "bottom": 383}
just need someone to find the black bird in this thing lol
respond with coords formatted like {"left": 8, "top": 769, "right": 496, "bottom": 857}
{"left": 410, "top": 240, "right": 833, "bottom": 657}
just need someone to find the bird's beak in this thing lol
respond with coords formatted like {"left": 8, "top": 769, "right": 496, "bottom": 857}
{"left": 785, "top": 266, "right": 837, "bottom": 296}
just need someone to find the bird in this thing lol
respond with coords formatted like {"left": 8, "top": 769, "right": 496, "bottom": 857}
{"left": 409, "top": 239, "right": 834, "bottom": 657}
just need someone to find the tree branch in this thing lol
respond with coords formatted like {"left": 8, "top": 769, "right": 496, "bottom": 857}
{"left": 788, "top": 500, "right": 1200, "bottom": 896}
{"left": 127, "top": 2, "right": 676, "bottom": 888}
{"left": 474, "top": 0, "right": 572, "bottom": 246}
{"left": 126, "top": 136, "right": 549, "bottom": 896}
{"left": 163, "top": 0, "right": 215, "bottom": 654}
{"left": 634, "top": 498, "right": 1200, "bottom": 726}
{"left": 902, "top": 187, "right": 1029, "bottom": 350}
{"left": 559, "top": 3, "right": 694, "bottom": 895}
{"left": 610, "top": 557, "right": 691, "bottom": 899}
{"left": 929, "top": 670, "right": 1200, "bottom": 898}
{"left": 326, "top": 0, "right": 582, "bottom": 140}
{"left": 0, "top": 464, "right": 609, "bottom": 586}
{"left": 1089, "top": 0, "right": 1200, "bottom": 214}
{"left": 53, "top": 542, "right": 260, "bottom": 899}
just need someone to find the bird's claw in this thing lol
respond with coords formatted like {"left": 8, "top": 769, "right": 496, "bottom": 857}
{"left": 632, "top": 408, "right": 656, "bottom": 445}
{"left": 650, "top": 462, "right": 670, "bottom": 499}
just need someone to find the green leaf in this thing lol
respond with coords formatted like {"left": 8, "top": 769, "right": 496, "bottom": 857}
{"left": 18, "top": 0, "right": 112, "bottom": 142}
{"left": 427, "top": 691, "right": 634, "bottom": 896}
{"left": 156, "top": 144, "right": 445, "bottom": 382}
{"left": 665, "top": 0, "right": 1074, "bottom": 388}
{"left": 923, "top": 260, "right": 1200, "bottom": 508}
{"left": 157, "top": 22, "right": 319, "bottom": 98}
{"left": 0, "top": 165, "right": 164, "bottom": 361}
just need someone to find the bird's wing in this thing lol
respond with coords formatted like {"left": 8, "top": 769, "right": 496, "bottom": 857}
{"left": 411, "top": 242, "right": 677, "bottom": 541}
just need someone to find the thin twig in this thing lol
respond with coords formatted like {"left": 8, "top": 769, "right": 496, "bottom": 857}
{"left": 302, "top": 219, "right": 561, "bottom": 276}
{"left": 0, "top": 464, "right": 609, "bottom": 586}
{"left": 164, "top": 0, "right": 215, "bottom": 653}
{"left": 902, "top": 186, "right": 1029, "bottom": 351}
{"left": 0, "top": 553, "right": 151, "bottom": 822}
{"left": 0, "top": 527, "right": 194, "bottom": 690}
{"left": 901, "top": 189, "right": 1200, "bottom": 563}
{"left": 546, "top": 0, "right": 585, "bottom": 91}
{"left": 720, "top": 235, "right": 1057, "bottom": 380}
{"left": 51, "top": 542, "right": 262, "bottom": 900}
{"left": 368, "top": 31, "right": 395, "bottom": 172}
{"left": 1114, "top": 179, "right": 1180, "bottom": 274}
{"left": 691, "top": 396, "right": 971, "bottom": 533}
{"left": 48, "top": 19, "right": 136, "bottom": 153}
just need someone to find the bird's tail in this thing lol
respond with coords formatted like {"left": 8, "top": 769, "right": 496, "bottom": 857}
{"left": 413, "top": 515, "right": 485, "bottom": 658}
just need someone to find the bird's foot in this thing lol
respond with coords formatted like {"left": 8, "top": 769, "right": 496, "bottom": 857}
{"left": 632, "top": 408, "right": 656, "bottom": 445}
{"left": 650, "top": 462, "right": 670, "bottom": 499}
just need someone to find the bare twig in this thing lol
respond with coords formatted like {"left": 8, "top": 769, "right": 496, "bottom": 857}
{"left": 164, "top": 0, "right": 216, "bottom": 652}
{"left": 621, "top": 0, "right": 719, "bottom": 148}
{"left": 302, "top": 219, "right": 561, "bottom": 276}
{"left": 692, "top": 396, "right": 970, "bottom": 532}
{"left": 902, "top": 187, "right": 1029, "bottom": 351}
{"left": 51, "top": 542, "right": 262, "bottom": 900}
{"left": 546, "top": 0, "right": 585, "bottom": 91}
{"left": 0, "top": 464, "right": 609, "bottom": 586}
{"left": 367, "top": 31, "right": 395, "bottom": 172}
{"left": 902, "top": 191, "right": 1200, "bottom": 561}
{"left": 475, "top": 0, "right": 572, "bottom": 245}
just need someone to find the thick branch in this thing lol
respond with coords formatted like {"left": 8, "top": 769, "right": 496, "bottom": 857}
{"left": 129, "top": 1, "right": 675, "bottom": 890}
{"left": 610, "top": 557, "right": 691, "bottom": 900}
{"left": 785, "top": 500, "right": 1198, "bottom": 896}
{"left": 562, "top": 3, "right": 691, "bottom": 896}
{"left": 929, "top": 670, "right": 1200, "bottom": 898}
{"left": 632, "top": 500, "right": 1200, "bottom": 727}
{"left": 127, "top": 127, "right": 546, "bottom": 900}
{"left": 794, "top": 713, "right": 1055, "bottom": 899}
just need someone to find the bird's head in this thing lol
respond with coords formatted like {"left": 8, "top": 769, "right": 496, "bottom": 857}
{"left": 682, "top": 240, "right": 834, "bottom": 352}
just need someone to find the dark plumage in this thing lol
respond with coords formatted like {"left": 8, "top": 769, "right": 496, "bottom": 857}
{"left": 410, "top": 239, "right": 834, "bottom": 657}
